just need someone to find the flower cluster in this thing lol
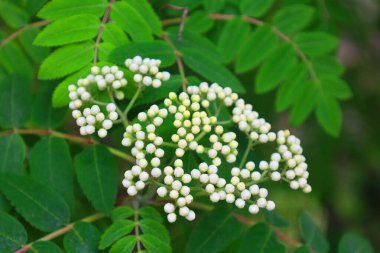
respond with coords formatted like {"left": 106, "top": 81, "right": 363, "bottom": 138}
{"left": 125, "top": 56, "right": 170, "bottom": 88}
{"left": 67, "top": 65, "right": 126, "bottom": 137}
{"left": 68, "top": 56, "right": 171, "bottom": 138}
{"left": 121, "top": 81, "right": 312, "bottom": 223}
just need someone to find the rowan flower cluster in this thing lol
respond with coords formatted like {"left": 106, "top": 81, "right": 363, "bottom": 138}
{"left": 68, "top": 56, "right": 170, "bottom": 138}
{"left": 125, "top": 56, "right": 170, "bottom": 88}
{"left": 121, "top": 81, "right": 312, "bottom": 223}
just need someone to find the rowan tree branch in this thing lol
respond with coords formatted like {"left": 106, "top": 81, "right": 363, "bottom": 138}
{"left": 14, "top": 213, "right": 105, "bottom": 253}
{"left": 0, "top": 129, "right": 135, "bottom": 163}
{"left": 0, "top": 20, "right": 50, "bottom": 49}
{"left": 93, "top": 0, "right": 115, "bottom": 65}
{"left": 162, "top": 32, "right": 187, "bottom": 91}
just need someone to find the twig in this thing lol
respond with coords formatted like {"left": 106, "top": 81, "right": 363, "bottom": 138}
{"left": 14, "top": 213, "right": 105, "bottom": 253}
{"left": 93, "top": 0, "right": 115, "bottom": 65}
{"left": 162, "top": 32, "right": 187, "bottom": 91}
{"left": 0, "top": 129, "right": 135, "bottom": 163}
{"left": 0, "top": 20, "right": 50, "bottom": 49}
{"left": 163, "top": 4, "right": 188, "bottom": 41}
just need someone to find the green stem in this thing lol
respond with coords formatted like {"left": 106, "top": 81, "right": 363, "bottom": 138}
{"left": 124, "top": 86, "right": 143, "bottom": 117}
{"left": 239, "top": 139, "right": 253, "bottom": 168}
{"left": 133, "top": 201, "right": 142, "bottom": 252}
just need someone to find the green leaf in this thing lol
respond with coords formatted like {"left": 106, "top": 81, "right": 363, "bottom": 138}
{"left": 109, "top": 236, "right": 136, "bottom": 253}
{"left": 236, "top": 25, "right": 278, "bottom": 73}
{"left": 185, "top": 207, "right": 243, "bottom": 253}
{"left": 167, "top": 28, "right": 222, "bottom": 62}
{"left": 262, "top": 209, "right": 289, "bottom": 228}
{"left": 0, "top": 43, "right": 33, "bottom": 81}
{"left": 272, "top": 5, "right": 315, "bottom": 34}
{"left": 293, "top": 246, "right": 311, "bottom": 253}
{"left": 275, "top": 64, "right": 309, "bottom": 111}
{"left": 0, "top": 211, "right": 27, "bottom": 252}
{"left": 255, "top": 45, "right": 297, "bottom": 93}
{"left": 19, "top": 27, "right": 50, "bottom": 63}
{"left": 186, "top": 11, "right": 214, "bottom": 33}
{"left": 217, "top": 18, "right": 250, "bottom": 64}
{"left": 98, "top": 43, "right": 115, "bottom": 62}
{"left": 64, "top": 222, "right": 100, "bottom": 253}
{"left": 182, "top": 48, "right": 245, "bottom": 93}
{"left": 75, "top": 145, "right": 118, "bottom": 213}
{"left": 312, "top": 56, "right": 345, "bottom": 77}
{"left": 316, "top": 95, "right": 342, "bottom": 137}
{"left": 140, "top": 219, "right": 170, "bottom": 243}
{"left": 30, "top": 137, "right": 74, "bottom": 208}
{"left": 0, "top": 174, "right": 71, "bottom": 232}
{"left": 109, "top": 41, "right": 176, "bottom": 68}
{"left": 38, "top": 0, "right": 107, "bottom": 20}
{"left": 102, "top": 23, "right": 129, "bottom": 46}
{"left": 0, "top": 135, "right": 26, "bottom": 174}
{"left": 320, "top": 76, "right": 352, "bottom": 100}
{"left": 127, "top": 0, "right": 162, "bottom": 36}
{"left": 140, "top": 234, "right": 171, "bottom": 253}
{"left": 239, "top": 223, "right": 285, "bottom": 253}
{"left": 0, "top": 1, "right": 28, "bottom": 28}
{"left": 52, "top": 64, "right": 92, "bottom": 108}
{"left": 112, "top": 206, "right": 134, "bottom": 221}
{"left": 31, "top": 241, "right": 65, "bottom": 253}
{"left": 111, "top": 1, "right": 153, "bottom": 42}
{"left": 39, "top": 42, "right": 94, "bottom": 80}
{"left": 240, "top": 0, "right": 275, "bottom": 18}
{"left": 202, "top": 0, "right": 226, "bottom": 12}
{"left": 299, "top": 212, "right": 329, "bottom": 253}
{"left": 139, "top": 206, "right": 164, "bottom": 223}
{"left": 338, "top": 233, "right": 374, "bottom": 253}
{"left": 0, "top": 75, "right": 32, "bottom": 129}
{"left": 290, "top": 84, "right": 318, "bottom": 126}
{"left": 295, "top": 32, "right": 338, "bottom": 56}
{"left": 32, "top": 83, "right": 67, "bottom": 129}
{"left": 99, "top": 220, "right": 134, "bottom": 250}
{"left": 34, "top": 14, "right": 100, "bottom": 47}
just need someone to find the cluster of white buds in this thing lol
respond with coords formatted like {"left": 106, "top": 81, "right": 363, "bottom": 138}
{"left": 232, "top": 98, "right": 276, "bottom": 144}
{"left": 122, "top": 165, "right": 150, "bottom": 196}
{"left": 70, "top": 103, "right": 117, "bottom": 138}
{"left": 124, "top": 56, "right": 170, "bottom": 88}
{"left": 119, "top": 78, "right": 311, "bottom": 223}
